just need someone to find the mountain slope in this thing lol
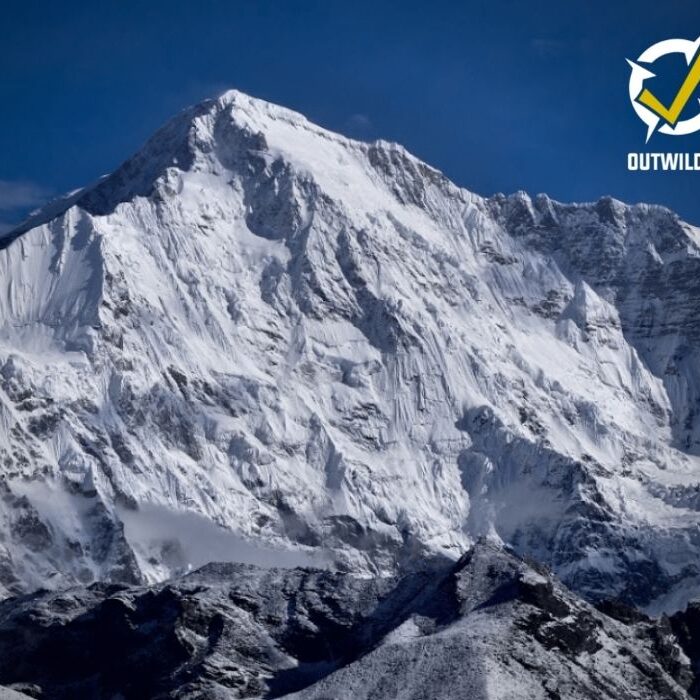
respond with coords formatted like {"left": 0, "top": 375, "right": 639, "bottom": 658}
{"left": 0, "top": 90, "right": 699, "bottom": 613}
{"left": 0, "top": 542, "right": 693, "bottom": 700}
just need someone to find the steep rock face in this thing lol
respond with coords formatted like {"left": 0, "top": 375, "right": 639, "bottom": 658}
{"left": 0, "top": 542, "right": 693, "bottom": 700}
{"left": 0, "top": 91, "right": 699, "bottom": 611}
{"left": 494, "top": 192, "right": 700, "bottom": 455}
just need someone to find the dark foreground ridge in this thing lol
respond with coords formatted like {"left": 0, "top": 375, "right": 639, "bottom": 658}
{"left": 0, "top": 542, "right": 698, "bottom": 700}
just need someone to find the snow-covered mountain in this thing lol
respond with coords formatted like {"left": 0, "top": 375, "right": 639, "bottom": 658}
{"left": 1, "top": 90, "right": 700, "bottom": 616}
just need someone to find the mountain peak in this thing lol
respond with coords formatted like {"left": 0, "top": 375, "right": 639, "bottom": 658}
{"left": 8, "top": 89, "right": 465, "bottom": 243}
{"left": 214, "top": 88, "right": 313, "bottom": 128}
{"left": 0, "top": 90, "right": 699, "bottom": 617}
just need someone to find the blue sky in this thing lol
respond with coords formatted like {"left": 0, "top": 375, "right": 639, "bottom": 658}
{"left": 2, "top": 0, "right": 700, "bottom": 229}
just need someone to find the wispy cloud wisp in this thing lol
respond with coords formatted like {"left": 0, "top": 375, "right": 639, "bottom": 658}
{"left": 0, "top": 180, "right": 51, "bottom": 211}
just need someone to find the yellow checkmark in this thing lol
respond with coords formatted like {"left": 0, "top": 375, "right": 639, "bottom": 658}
{"left": 637, "top": 50, "right": 700, "bottom": 126}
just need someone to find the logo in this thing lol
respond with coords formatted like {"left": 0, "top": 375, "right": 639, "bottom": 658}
{"left": 627, "top": 36, "right": 700, "bottom": 142}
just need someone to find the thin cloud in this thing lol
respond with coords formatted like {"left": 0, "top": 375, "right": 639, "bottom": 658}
{"left": 343, "top": 113, "right": 375, "bottom": 140}
{"left": 0, "top": 180, "right": 51, "bottom": 211}
{"left": 347, "top": 113, "right": 372, "bottom": 130}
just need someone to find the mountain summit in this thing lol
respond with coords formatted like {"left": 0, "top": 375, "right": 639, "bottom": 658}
{"left": 0, "top": 90, "right": 699, "bottom": 617}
